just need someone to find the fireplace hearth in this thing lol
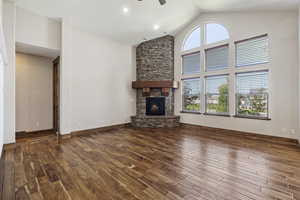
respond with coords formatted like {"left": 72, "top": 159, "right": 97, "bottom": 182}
{"left": 146, "top": 97, "right": 165, "bottom": 116}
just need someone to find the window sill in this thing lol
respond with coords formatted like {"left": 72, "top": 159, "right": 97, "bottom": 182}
{"left": 180, "top": 111, "right": 202, "bottom": 115}
{"left": 203, "top": 113, "right": 230, "bottom": 117}
{"left": 233, "top": 115, "right": 271, "bottom": 121}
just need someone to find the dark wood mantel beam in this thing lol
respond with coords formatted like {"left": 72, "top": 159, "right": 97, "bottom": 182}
{"left": 132, "top": 81, "right": 179, "bottom": 89}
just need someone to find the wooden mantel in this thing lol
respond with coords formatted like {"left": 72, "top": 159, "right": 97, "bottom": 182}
{"left": 132, "top": 81, "right": 179, "bottom": 89}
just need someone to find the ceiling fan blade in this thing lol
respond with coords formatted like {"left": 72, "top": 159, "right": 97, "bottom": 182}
{"left": 159, "top": 0, "right": 166, "bottom": 5}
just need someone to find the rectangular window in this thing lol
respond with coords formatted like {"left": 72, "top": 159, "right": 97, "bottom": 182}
{"left": 236, "top": 71, "right": 268, "bottom": 118}
{"left": 182, "top": 78, "right": 201, "bottom": 112}
{"left": 182, "top": 52, "right": 200, "bottom": 74}
{"left": 205, "top": 75, "right": 229, "bottom": 115}
{"left": 236, "top": 35, "right": 269, "bottom": 67}
{"left": 205, "top": 45, "right": 229, "bottom": 71}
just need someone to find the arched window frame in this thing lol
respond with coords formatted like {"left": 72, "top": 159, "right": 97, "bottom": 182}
{"left": 181, "top": 22, "right": 231, "bottom": 75}
{"left": 180, "top": 22, "right": 270, "bottom": 120}
{"left": 204, "top": 23, "right": 230, "bottom": 45}
{"left": 181, "top": 26, "right": 202, "bottom": 53}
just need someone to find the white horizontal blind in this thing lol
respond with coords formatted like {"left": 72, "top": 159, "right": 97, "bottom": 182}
{"left": 236, "top": 71, "right": 269, "bottom": 118}
{"left": 236, "top": 71, "right": 268, "bottom": 94}
{"left": 182, "top": 52, "right": 200, "bottom": 74}
{"left": 206, "top": 45, "right": 229, "bottom": 71}
{"left": 236, "top": 35, "right": 269, "bottom": 67}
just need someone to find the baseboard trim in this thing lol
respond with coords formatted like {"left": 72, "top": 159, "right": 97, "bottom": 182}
{"left": 180, "top": 123, "right": 299, "bottom": 146}
{"left": 59, "top": 123, "right": 131, "bottom": 140}
{"left": 3, "top": 143, "right": 17, "bottom": 151}
{"left": 16, "top": 129, "right": 55, "bottom": 135}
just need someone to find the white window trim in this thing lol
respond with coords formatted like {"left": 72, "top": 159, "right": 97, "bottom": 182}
{"left": 181, "top": 77, "right": 202, "bottom": 113}
{"left": 234, "top": 70, "right": 269, "bottom": 118}
{"left": 204, "top": 74, "right": 230, "bottom": 116}
{"left": 180, "top": 23, "right": 270, "bottom": 119}
{"left": 181, "top": 26, "right": 201, "bottom": 53}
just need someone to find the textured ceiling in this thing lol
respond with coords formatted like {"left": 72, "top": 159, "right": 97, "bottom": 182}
{"left": 15, "top": 0, "right": 299, "bottom": 45}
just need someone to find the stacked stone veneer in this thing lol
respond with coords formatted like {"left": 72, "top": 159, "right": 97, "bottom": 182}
{"left": 131, "top": 35, "right": 180, "bottom": 128}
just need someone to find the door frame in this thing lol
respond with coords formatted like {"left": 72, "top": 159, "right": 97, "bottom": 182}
{"left": 53, "top": 57, "right": 60, "bottom": 134}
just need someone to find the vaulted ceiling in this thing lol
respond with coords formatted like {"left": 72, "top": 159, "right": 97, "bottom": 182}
{"left": 15, "top": 0, "right": 299, "bottom": 45}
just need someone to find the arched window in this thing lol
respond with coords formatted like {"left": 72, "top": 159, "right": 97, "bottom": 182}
{"left": 181, "top": 23, "right": 230, "bottom": 114}
{"left": 181, "top": 22, "right": 270, "bottom": 119}
{"left": 205, "top": 23, "right": 229, "bottom": 44}
{"left": 182, "top": 27, "right": 201, "bottom": 51}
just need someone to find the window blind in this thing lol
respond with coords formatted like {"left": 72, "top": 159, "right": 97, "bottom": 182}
{"left": 236, "top": 71, "right": 268, "bottom": 94}
{"left": 206, "top": 45, "right": 229, "bottom": 71}
{"left": 236, "top": 35, "right": 269, "bottom": 67}
{"left": 236, "top": 71, "right": 269, "bottom": 118}
{"left": 182, "top": 52, "right": 200, "bottom": 74}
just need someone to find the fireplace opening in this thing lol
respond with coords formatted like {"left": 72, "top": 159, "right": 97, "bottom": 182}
{"left": 146, "top": 97, "right": 165, "bottom": 116}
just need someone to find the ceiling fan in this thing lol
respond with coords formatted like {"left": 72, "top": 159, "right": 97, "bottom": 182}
{"left": 138, "top": 0, "right": 167, "bottom": 6}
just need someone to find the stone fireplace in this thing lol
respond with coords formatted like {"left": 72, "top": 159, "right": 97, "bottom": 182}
{"left": 131, "top": 35, "right": 180, "bottom": 128}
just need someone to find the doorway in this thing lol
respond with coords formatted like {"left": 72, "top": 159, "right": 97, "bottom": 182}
{"left": 15, "top": 53, "right": 60, "bottom": 141}
{"left": 53, "top": 57, "right": 60, "bottom": 134}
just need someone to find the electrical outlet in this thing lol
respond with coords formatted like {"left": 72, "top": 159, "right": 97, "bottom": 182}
{"left": 290, "top": 129, "right": 296, "bottom": 134}
{"left": 36, "top": 122, "right": 40, "bottom": 127}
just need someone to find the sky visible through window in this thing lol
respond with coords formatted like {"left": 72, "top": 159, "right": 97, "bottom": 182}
{"left": 184, "top": 77, "right": 229, "bottom": 95}
{"left": 206, "top": 23, "right": 229, "bottom": 44}
{"left": 183, "top": 27, "right": 201, "bottom": 51}
{"left": 206, "top": 76, "right": 228, "bottom": 94}
{"left": 184, "top": 79, "right": 200, "bottom": 95}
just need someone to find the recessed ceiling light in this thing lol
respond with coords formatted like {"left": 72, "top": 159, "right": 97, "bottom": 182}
{"left": 153, "top": 24, "right": 160, "bottom": 30}
{"left": 123, "top": 7, "right": 129, "bottom": 14}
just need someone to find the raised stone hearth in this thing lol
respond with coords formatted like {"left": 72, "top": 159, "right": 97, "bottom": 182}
{"left": 131, "top": 35, "right": 180, "bottom": 128}
{"left": 131, "top": 116, "right": 180, "bottom": 128}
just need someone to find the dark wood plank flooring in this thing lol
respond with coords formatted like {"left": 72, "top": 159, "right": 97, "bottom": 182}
{"left": 16, "top": 130, "right": 56, "bottom": 143}
{"left": 2, "top": 125, "right": 300, "bottom": 200}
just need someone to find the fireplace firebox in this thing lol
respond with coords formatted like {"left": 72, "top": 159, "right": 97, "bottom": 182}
{"left": 146, "top": 97, "right": 165, "bottom": 116}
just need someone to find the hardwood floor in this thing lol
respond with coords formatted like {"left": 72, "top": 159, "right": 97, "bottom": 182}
{"left": 16, "top": 130, "right": 56, "bottom": 143}
{"left": 2, "top": 125, "right": 300, "bottom": 200}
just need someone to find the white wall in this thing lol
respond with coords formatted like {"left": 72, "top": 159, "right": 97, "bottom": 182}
{"left": 15, "top": 53, "right": 53, "bottom": 132}
{"left": 0, "top": 54, "right": 3, "bottom": 155}
{"left": 298, "top": 7, "right": 300, "bottom": 143}
{"left": 70, "top": 28, "right": 135, "bottom": 131}
{"left": 16, "top": 7, "right": 61, "bottom": 51}
{"left": 65, "top": 26, "right": 135, "bottom": 132}
{"left": 3, "top": 0, "right": 16, "bottom": 144}
{"left": 59, "top": 18, "right": 72, "bottom": 134}
{"left": 0, "top": 0, "right": 4, "bottom": 155}
{"left": 175, "top": 11, "right": 299, "bottom": 139}
{"left": 59, "top": 19, "right": 135, "bottom": 134}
